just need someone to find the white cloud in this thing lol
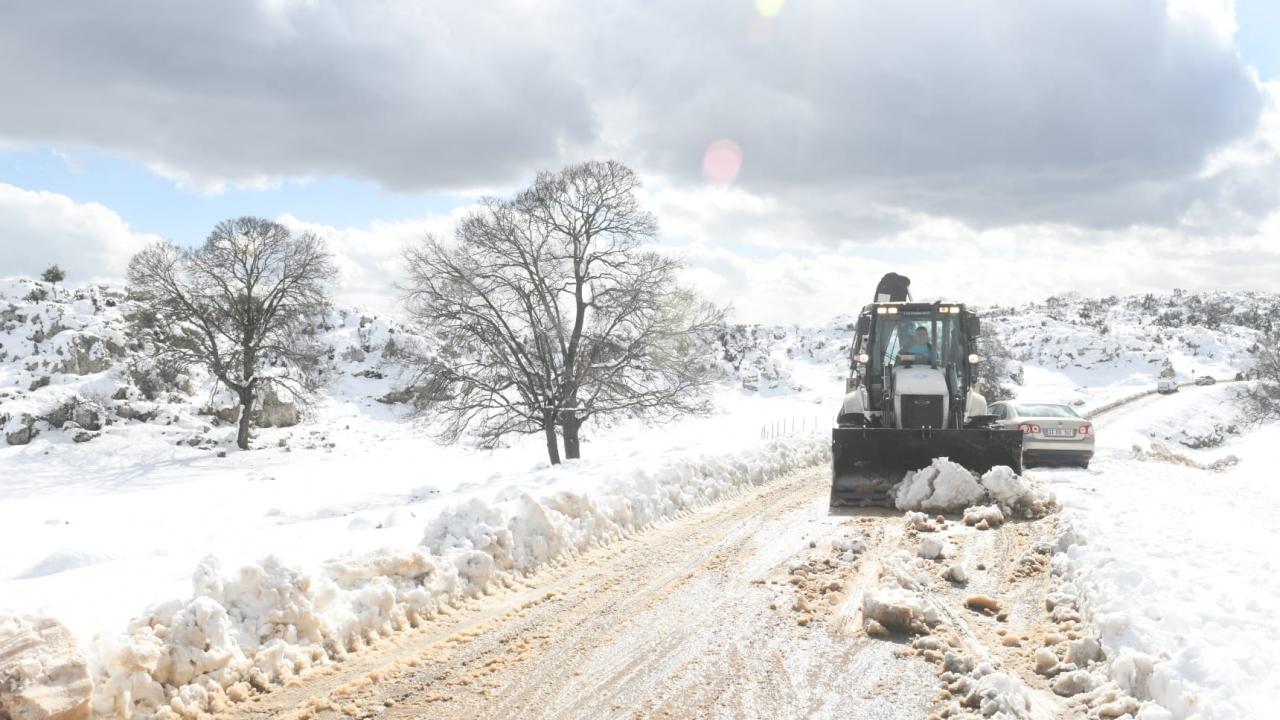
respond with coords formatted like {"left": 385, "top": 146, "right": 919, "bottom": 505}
{"left": 668, "top": 215, "right": 1280, "bottom": 326}
{"left": 0, "top": 183, "right": 159, "bottom": 283}
{"left": 0, "top": 0, "right": 1268, "bottom": 230}
{"left": 277, "top": 207, "right": 474, "bottom": 313}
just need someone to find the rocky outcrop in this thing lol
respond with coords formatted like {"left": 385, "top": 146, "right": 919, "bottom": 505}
{"left": 56, "top": 335, "right": 120, "bottom": 376}
{"left": 4, "top": 415, "right": 38, "bottom": 446}
{"left": 255, "top": 392, "right": 299, "bottom": 428}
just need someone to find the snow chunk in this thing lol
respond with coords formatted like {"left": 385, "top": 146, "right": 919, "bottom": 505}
{"left": 918, "top": 537, "right": 946, "bottom": 560}
{"left": 0, "top": 615, "right": 93, "bottom": 720}
{"left": 894, "top": 458, "right": 986, "bottom": 513}
{"left": 962, "top": 505, "right": 1004, "bottom": 528}
{"left": 894, "top": 458, "right": 1059, "bottom": 518}
{"left": 1053, "top": 669, "right": 1099, "bottom": 696}
{"left": 861, "top": 588, "right": 927, "bottom": 635}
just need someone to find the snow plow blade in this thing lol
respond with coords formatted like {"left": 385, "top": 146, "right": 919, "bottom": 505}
{"left": 830, "top": 427, "right": 1024, "bottom": 507}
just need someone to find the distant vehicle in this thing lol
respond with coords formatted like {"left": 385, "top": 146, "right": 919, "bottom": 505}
{"left": 988, "top": 401, "right": 1094, "bottom": 468}
{"left": 1157, "top": 379, "right": 1178, "bottom": 394}
{"left": 1195, "top": 376, "right": 1217, "bottom": 386}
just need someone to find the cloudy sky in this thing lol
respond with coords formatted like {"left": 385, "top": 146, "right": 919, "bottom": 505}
{"left": 1, "top": 0, "right": 1278, "bottom": 324}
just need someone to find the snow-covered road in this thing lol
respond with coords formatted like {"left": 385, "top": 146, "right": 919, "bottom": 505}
{"left": 214, "top": 466, "right": 938, "bottom": 720}
{"left": 215, "top": 463, "right": 1078, "bottom": 720}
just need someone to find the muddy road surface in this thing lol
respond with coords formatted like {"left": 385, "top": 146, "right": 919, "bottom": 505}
{"left": 217, "top": 463, "right": 1078, "bottom": 720}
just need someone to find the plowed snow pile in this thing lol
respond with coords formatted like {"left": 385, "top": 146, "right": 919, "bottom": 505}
{"left": 893, "top": 458, "right": 1058, "bottom": 518}
{"left": 0, "top": 614, "right": 93, "bottom": 720}
{"left": 86, "top": 436, "right": 826, "bottom": 719}
{"left": 1049, "top": 387, "right": 1280, "bottom": 719}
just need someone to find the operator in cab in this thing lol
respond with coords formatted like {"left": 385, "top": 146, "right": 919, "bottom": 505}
{"left": 903, "top": 325, "right": 933, "bottom": 363}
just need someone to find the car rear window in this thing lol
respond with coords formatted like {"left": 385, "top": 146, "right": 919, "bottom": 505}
{"left": 1013, "top": 404, "right": 1080, "bottom": 418}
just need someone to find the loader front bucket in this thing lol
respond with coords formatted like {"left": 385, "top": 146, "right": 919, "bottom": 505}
{"left": 830, "top": 427, "right": 1024, "bottom": 507}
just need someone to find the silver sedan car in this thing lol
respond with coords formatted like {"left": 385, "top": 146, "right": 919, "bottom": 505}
{"left": 988, "top": 401, "right": 1095, "bottom": 468}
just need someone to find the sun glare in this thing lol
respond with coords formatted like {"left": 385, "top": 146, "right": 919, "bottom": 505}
{"left": 702, "top": 139, "right": 744, "bottom": 184}
{"left": 755, "top": 0, "right": 785, "bottom": 18}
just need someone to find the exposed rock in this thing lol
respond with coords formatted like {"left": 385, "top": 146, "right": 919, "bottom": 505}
{"left": 214, "top": 406, "right": 241, "bottom": 424}
{"left": 44, "top": 403, "right": 71, "bottom": 429}
{"left": 115, "top": 403, "right": 158, "bottom": 423}
{"left": 70, "top": 406, "right": 100, "bottom": 432}
{"left": 378, "top": 388, "right": 415, "bottom": 405}
{"left": 945, "top": 565, "right": 968, "bottom": 584}
{"left": 57, "top": 336, "right": 112, "bottom": 376}
{"left": 255, "top": 392, "right": 299, "bottom": 428}
{"left": 27, "top": 376, "right": 50, "bottom": 392}
{"left": 340, "top": 346, "right": 366, "bottom": 362}
{"left": 5, "top": 416, "right": 38, "bottom": 446}
{"left": 0, "top": 616, "right": 93, "bottom": 720}
{"left": 71, "top": 430, "right": 97, "bottom": 444}
{"left": 964, "top": 595, "right": 1001, "bottom": 614}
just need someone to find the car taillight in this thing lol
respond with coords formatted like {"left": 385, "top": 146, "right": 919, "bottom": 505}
{"left": 1019, "top": 423, "right": 1040, "bottom": 434}
{"left": 1079, "top": 423, "right": 1092, "bottom": 436}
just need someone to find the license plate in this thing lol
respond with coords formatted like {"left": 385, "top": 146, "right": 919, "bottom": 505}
{"left": 1043, "top": 428, "right": 1075, "bottom": 437}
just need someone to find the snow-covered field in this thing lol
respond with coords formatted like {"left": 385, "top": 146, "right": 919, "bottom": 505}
{"left": 3, "top": 279, "right": 1277, "bottom": 719}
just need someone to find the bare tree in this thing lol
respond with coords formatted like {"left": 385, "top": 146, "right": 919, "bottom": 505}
{"left": 403, "top": 160, "right": 724, "bottom": 464}
{"left": 128, "top": 217, "right": 336, "bottom": 449}
{"left": 403, "top": 200, "right": 569, "bottom": 462}
{"left": 516, "top": 161, "right": 724, "bottom": 458}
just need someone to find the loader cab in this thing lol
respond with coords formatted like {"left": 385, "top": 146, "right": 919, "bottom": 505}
{"left": 850, "top": 303, "right": 982, "bottom": 413}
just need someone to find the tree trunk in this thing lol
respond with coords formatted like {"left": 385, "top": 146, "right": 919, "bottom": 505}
{"left": 543, "top": 412, "right": 561, "bottom": 465}
{"left": 236, "top": 388, "right": 254, "bottom": 450}
{"left": 562, "top": 411, "right": 581, "bottom": 460}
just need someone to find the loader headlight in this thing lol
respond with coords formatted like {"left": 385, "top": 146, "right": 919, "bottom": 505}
{"left": 968, "top": 354, "right": 984, "bottom": 364}
{"left": 856, "top": 353, "right": 870, "bottom": 364}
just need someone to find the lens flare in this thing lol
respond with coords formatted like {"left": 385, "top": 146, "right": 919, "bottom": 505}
{"left": 702, "top": 139, "right": 743, "bottom": 184}
{"left": 755, "top": 0, "right": 785, "bottom": 18}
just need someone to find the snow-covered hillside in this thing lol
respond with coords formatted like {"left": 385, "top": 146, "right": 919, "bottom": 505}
{"left": 985, "top": 291, "right": 1270, "bottom": 403}
{"left": 3, "top": 278, "right": 1278, "bottom": 720}
{"left": 4, "top": 279, "right": 1270, "bottom": 452}
{"left": 0, "top": 276, "right": 430, "bottom": 452}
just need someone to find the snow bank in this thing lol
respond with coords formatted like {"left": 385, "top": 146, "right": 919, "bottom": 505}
{"left": 89, "top": 434, "right": 826, "bottom": 719}
{"left": 0, "top": 613, "right": 93, "bottom": 720}
{"left": 1047, "top": 411, "right": 1280, "bottom": 719}
{"left": 893, "top": 458, "right": 1058, "bottom": 518}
